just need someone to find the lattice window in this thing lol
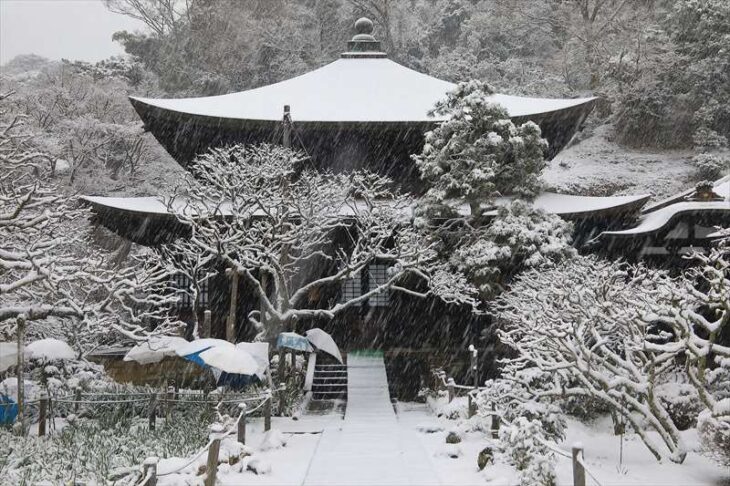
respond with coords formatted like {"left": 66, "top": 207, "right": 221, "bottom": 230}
{"left": 340, "top": 272, "right": 362, "bottom": 306}
{"left": 368, "top": 263, "right": 390, "bottom": 307}
{"left": 171, "top": 272, "right": 209, "bottom": 309}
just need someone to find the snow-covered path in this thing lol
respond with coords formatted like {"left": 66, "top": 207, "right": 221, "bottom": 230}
{"left": 303, "top": 354, "right": 440, "bottom": 485}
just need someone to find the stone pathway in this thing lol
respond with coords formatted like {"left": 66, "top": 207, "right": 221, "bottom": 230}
{"left": 302, "top": 354, "right": 440, "bottom": 485}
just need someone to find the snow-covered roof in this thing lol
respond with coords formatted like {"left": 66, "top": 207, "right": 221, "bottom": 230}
{"left": 643, "top": 174, "right": 730, "bottom": 213}
{"left": 602, "top": 201, "right": 730, "bottom": 238}
{"left": 483, "top": 192, "right": 650, "bottom": 218}
{"left": 83, "top": 192, "right": 649, "bottom": 221}
{"left": 130, "top": 58, "right": 596, "bottom": 124}
{"left": 81, "top": 195, "right": 227, "bottom": 216}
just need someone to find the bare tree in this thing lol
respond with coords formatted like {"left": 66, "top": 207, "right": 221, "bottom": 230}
{"left": 0, "top": 97, "right": 182, "bottom": 345}
{"left": 165, "top": 144, "right": 478, "bottom": 341}
{"left": 497, "top": 256, "right": 688, "bottom": 463}
{"left": 103, "top": 0, "right": 191, "bottom": 36}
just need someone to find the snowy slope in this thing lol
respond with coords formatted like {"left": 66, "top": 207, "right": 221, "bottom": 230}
{"left": 544, "top": 125, "right": 697, "bottom": 199}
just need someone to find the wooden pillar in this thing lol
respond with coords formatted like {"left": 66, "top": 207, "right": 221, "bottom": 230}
{"left": 491, "top": 403, "right": 499, "bottom": 439}
{"left": 74, "top": 388, "right": 81, "bottom": 413}
{"left": 447, "top": 378, "right": 455, "bottom": 403}
{"left": 39, "top": 391, "right": 48, "bottom": 436}
{"left": 469, "top": 345, "right": 478, "bottom": 417}
{"left": 260, "top": 272, "right": 268, "bottom": 332}
{"left": 143, "top": 457, "right": 158, "bottom": 486}
{"left": 469, "top": 345, "right": 479, "bottom": 389}
{"left": 15, "top": 315, "right": 25, "bottom": 435}
{"left": 202, "top": 310, "right": 211, "bottom": 339}
{"left": 227, "top": 270, "right": 238, "bottom": 343}
{"left": 166, "top": 385, "right": 174, "bottom": 422}
{"left": 282, "top": 105, "right": 291, "bottom": 148}
{"left": 572, "top": 444, "right": 586, "bottom": 486}
{"left": 278, "top": 349, "right": 285, "bottom": 383}
{"left": 264, "top": 396, "right": 272, "bottom": 431}
{"left": 148, "top": 394, "right": 157, "bottom": 431}
{"left": 237, "top": 403, "right": 247, "bottom": 445}
{"left": 279, "top": 381, "right": 286, "bottom": 416}
{"left": 204, "top": 438, "right": 221, "bottom": 486}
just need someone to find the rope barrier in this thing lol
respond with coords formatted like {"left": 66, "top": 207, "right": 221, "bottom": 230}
{"left": 156, "top": 394, "right": 270, "bottom": 477}
{"left": 539, "top": 438, "right": 572, "bottom": 459}
{"left": 53, "top": 398, "right": 151, "bottom": 405}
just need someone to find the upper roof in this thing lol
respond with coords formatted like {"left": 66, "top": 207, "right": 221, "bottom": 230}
{"left": 130, "top": 58, "right": 596, "bottom": 124}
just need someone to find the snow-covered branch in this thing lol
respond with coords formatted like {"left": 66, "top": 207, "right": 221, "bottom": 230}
{"left": 164, "top": 144, "right": 479, "bottom": 340}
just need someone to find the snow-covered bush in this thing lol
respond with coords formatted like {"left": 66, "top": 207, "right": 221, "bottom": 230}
{"left": 413, "top": 80, "right": 548, "bottom": 217}
{"left": 476, "top": 369, "right": 566, "bottom": 443}
{"left": 698, "top": 410, "right": 730, "bottom": 467}
{"left": 656, "top": 382, "right": 704, "bottom": 431}
{"left": 693, "top": 153, "right": 729, "bottom": 180}
{"left": 498, "top": 255, "right": 688, "bottom": 463}
{"left": 0, "top": 407, "right": 212, "bottom": 484}
{"left": 451, "top": 200, "right": 575, "bottom": 297}
{"left": 498, "top": 417, "right": 556, "bottom": 486}
{"left": 559, "top": 394, "right": 612, "bottom": 422}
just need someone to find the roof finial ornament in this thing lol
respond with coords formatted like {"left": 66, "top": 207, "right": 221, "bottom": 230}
{"left": 342, "top": 17, "right": 387, "bottom": 59}
{"left": 354, "top": 17, "right": 374, "bottom": 37}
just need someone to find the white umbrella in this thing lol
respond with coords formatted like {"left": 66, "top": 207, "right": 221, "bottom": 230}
{"left": 305, "top": 328, "right": 343, "bottom": 363}
{"left": 236, "top": 342, "right": 270, "bottom": 372}
{"left": 174, "top": 338, "right": 233, "bottom": 357}
{"left": 124, "top": 336, "right": 189, "bottom": 365}
{"left": 198, "top": 346, "right": 259, "bottom": 375}
{"left": 0, "top": 342, "right": 19, "bottom": 372}
{"left": 25, "top": 339, "right": 75, "bottom": 361}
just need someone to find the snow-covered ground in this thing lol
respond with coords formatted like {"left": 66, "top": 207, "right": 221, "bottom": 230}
{"left": 400, "top": 400, "right": 728, "bottom": 486}
{"left": 148, "top": 398, "right": 728, "bottom": 486}
{"left": 544, "top": 125, "right": 697, "bottom": 200}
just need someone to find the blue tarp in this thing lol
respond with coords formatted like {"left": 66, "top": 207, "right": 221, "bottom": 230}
{"left": 0, "top": 395, "right": 18, "bottom": 425}
{"left": 277, "top": 332, "right": 313, "bottom": 352}
{"left": 181, "top": 348, "right": 212, "bottom": 367}
{"left": 181, "top": 347, "right": 259, "bottom": 391}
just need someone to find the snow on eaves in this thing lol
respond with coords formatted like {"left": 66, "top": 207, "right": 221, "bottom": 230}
{"left": 130, "top": 58, "right": 596, "bottom": 123}
{"left": 602, "top": 201, "right": 730, "bottom": 237}
{"left": 83, "top": 192, "right": 650, "bottom": 220}
{"left": 643, "top": 174, "right": 730, "bottom": 214}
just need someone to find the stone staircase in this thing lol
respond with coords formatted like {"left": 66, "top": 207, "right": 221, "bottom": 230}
{"left": 311, "top": 360, "right": 348, "bottom": 401}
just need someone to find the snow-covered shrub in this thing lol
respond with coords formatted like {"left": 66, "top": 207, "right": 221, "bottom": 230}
{"left": 476, "top": 370, "right": 566, "bottom": 443}
{"left": 451, "top": 200, "right": 575, "bottom": 297}
{"left": 559, "top": 394, "right": 611, "bottom": 422}
{"left": 0, "top": 406, "right": 213, "bottom": 484}
{"left": 698, "top": 410, "right": 730, "bottom": 467}
{"left": 498, "top": 417, "right": 556, "bottom": 486}
{"left": 498, "top": 255, "right": 688, "bottom": 463}
{"left": 656, "top": 382, "right": 704, "bottom": 431}
{"left": 693, "top": 153, "right": 729, "bottom": 180}
{"left": 427, "top": 394, "right": 469, "bottom": 420}
{"left": 413, "top": 80, "right": 548, "bottom": 218}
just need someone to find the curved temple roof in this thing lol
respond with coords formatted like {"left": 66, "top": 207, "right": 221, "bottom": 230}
{"left": 601, "top": 177, "right": 730, "bottom": 238}
{"left": 131, "top": 58, "right": 596, "bottom": 124}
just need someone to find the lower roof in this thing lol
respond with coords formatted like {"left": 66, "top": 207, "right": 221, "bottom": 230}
{"left": 601, "top": 176, "right": 730, "bottom": 238}
{"left": 83, "top": 192, "right": 650, "bottom": 221}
